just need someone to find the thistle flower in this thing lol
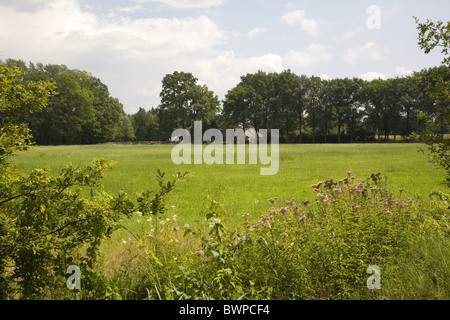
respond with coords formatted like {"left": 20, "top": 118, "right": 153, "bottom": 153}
{"left": 268, "top": 197, "right": 278, "bottom": 204}
{"left": 279, "top": 207, "right": 289, "bottom": 214}
{"left": 195, "top": 249, "right": 204, "bottom": 257}
{"left": 317, "top": 192, "right": 327, "bottom": 199}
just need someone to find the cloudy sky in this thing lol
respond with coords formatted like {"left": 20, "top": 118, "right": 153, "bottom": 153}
{"left": 1, "top": 0, "right": 449, "bottom": 114}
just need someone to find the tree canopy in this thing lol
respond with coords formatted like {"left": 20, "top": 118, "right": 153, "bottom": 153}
{"left": 1, "top": 59, "right": 448, "bottom": 146}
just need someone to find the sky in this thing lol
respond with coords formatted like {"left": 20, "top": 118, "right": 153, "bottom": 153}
{"left": 0, "top": 0, "right": 449, "bottom": 114}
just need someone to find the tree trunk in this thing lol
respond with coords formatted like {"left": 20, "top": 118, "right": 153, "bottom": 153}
{"left": 312, "top": 113, "right": 316, "bottom": 143}
{"left": 298, "top": 111, "right": 303, "bottom": 144}
{"left": 285, "top": 114, "right": 290, "bottom": 143}
{"left": 337, "top": 120, "right": 341, "bottom": 144}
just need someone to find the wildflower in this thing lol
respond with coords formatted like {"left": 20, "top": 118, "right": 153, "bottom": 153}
{"left": 269, "top": 197, "right": 278, "bottom": 204}
{"left": 312, "top": 181, "right": 324, "bottom": 189}
{"left": 370, "top": 186, "right": 381, "bottom": 192}
{"left": 301, "top": 200, "right": 310, "bottom": 206}
{"left": 279, "top": 207, "right": 289, "bottom": 214}
{"left": 298, "top": 215, "right": 307, "bottom": 222}
{"left": 195, "top": 249, "right": 204, "bottom": 257}
{"left": 347, "top": 171, "right": 353, "bottom": 176}
{"left": 354, "top": 204, "right": 361, "bottom": 209}
{"left": 261, "top": 214, "right": 274, "bottom": 221}
{"left": 317, "top": 192, "right": 327, "bottom": 199}
{"left": 280, "top": 231, "right": 289, "bottom": 237}
{"left": 136, "top": 211, "right": 143, "bottom": 216}
{"left": 323, "top": 179, "right": 334, "bottom": 188}
{"left": 333, "top": 187, "right": 344, "bottom": 194}
{"left": 242, "top": 212, "right": 252, "bottom": 218}
{"left": 396, "top": 202, "right": 406, "bottom": 208}
{"left": 385, "top": 210, "right": 392, "bottom": 215}
{"left": 285, "top": 198, "right": 296, "bottom": 206}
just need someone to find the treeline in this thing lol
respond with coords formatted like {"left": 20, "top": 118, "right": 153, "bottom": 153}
{"left": 2, "top": 59, "right": 448, "bottom": 145}
{"left": 222, "top": 67, "right": 449, "bottom": 143}
{"left": 1, "top": 59, "right": 136, "bottom": 145}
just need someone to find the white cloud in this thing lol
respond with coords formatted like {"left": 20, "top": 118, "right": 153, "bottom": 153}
{"left": 282, "top": 10, "right": 306, "bottom": 26}
{"left": 133, "top": 0, "right": 225, "bottom": 9}
{"left": 281, "top": 10, "right": 320, "bottom": 36}
{"left": 0, "top": 0, "right": 226, "bottom": 60}
{"left": 194, "top": 51, "right": 285, "bottom": 100}
{"left": 116, "top": 5, "right": 145, "bottom": 13}
{"left": 284, "top": 44, "right": 333, "bottom": 67}
{"left": 395, "top": 67, "right": 413, "bottom": 77}
{"left": 336, "top": 27, "right": 363, "bottom": 43}
{"left": 345, "top": 42, "right": 389, "bottom": 64}
{"left": 247, "top": 27, "right": 267, "bottom": 39}
{"left": 359, "top": 72, "right": 386, "bottom": 81}
{"left": 0, "top": 0, "right": 229, "bottom": 113}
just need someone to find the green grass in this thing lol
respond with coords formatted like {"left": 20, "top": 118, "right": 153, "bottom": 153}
{"left": 11, "top": 143, "right": 450, "bottom": 300}
{"left": 14, "top": 143, "right": 447, "bottom": 227}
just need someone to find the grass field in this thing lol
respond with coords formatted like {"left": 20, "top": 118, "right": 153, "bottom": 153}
{"left": 14, "top": 143, "right": 447, "bottom": 227}
{"left": 11, "top": 143, "right": 450, "bottom": 300}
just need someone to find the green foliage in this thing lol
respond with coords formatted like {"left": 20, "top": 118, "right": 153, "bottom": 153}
{"left": 1, "top": 59, "right": 130, "bottom": 145}
{"left": 0, "top": 63, "right": 191, "bottom": 299}
{"left": 414, "top": 18, "right": 450, "bottom": 186}
{"left": 158, "top": 71, "right": 220, "bottom": 139}
{"left": 118, "top": 171, "right": 448, "bottom": 300}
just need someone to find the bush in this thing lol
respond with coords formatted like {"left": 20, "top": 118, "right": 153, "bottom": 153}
{"left": 0, "top": 64, "right": 190, "bottom": 300}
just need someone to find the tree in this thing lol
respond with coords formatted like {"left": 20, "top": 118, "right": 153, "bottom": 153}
{"left": 271, "top": 70, "right": 303, "bottom": 143}
{"left": 115, "top": 114, "right": 136, "bottom": 142}
{"left": 158, "top": 71, "right": 219, "bottom": 139}
{"left": 1, "top": 60, "right": 128, "bottom": 145}
{"left": 343, "top": 78, "right": 365, "bottom": 143}
{"left": 415, "top": 18, "right": 450, "bottom": 186}
{"left": 131, "top": 107, "right": 159, "bottom": 141}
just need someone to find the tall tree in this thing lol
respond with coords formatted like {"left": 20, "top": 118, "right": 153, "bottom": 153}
{"left": 304, "top": 76, "right": 323, "bottom": 143}
{"left": 158, "top": 71, "right": 219, "bottom": 139}
{"left": 415, "top": 18, "right": 450, "bottom": 186}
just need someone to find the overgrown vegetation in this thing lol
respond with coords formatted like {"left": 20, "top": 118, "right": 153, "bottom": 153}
{"left": 0, "top": 64, "right": 189, "bottom": 299}
{"left": 414, "top": 18, "right": 450, "bottom": 186}
{"left": 95, "top": 171, "right": 449, "bottom": 300}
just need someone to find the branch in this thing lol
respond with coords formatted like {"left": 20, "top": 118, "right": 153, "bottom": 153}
{"left": 0, "top": 192, "right": 32, "bottom": 206}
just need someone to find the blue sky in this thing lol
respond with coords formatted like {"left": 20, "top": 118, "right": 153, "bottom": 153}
{"left": 1, "top": 0, "right": 449, "bottom": 114}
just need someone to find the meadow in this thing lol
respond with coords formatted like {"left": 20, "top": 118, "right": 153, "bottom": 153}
{"left": 15, "top": 143, "right": 447, "bottom": 227}
{"left": 12, "top": 143, "right": 450, "bottom": 300}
